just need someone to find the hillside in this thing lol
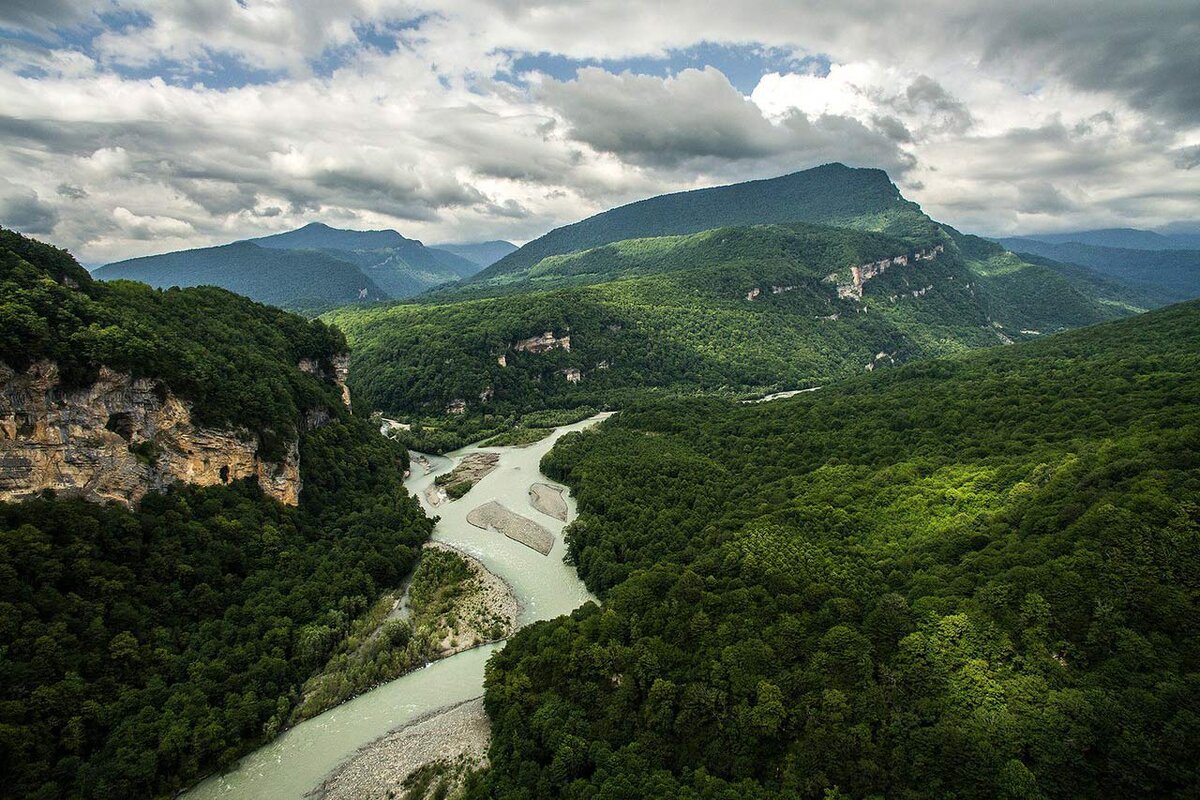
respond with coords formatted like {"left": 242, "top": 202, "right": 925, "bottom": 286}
{"left": 328, "top": 211, "right": 1124, "bottom": 444}
{"left": 0, "top": 228, "right": 434, "bottom": 798}
{"left": 473, "top": 163, "right": 940, "bottom": 281}
{"left": 470, "top": 299, "right": 1200, "bottom": 799}
{"left": 996, "top": 236, "right": 1200, "bottom": 302}
{"left": 94, "top": 223, "right": 485, "bottom": 313}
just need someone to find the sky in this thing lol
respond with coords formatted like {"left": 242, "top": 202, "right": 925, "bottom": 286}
{"left": 0, "top": 1, "right": 1197, "bottom": 264}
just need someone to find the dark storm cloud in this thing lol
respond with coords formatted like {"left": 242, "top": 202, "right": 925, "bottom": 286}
{"left": 902, "top": 76, "right": 974, "bottom": 134}
{"left": 56, "top": 182, "right": 88, "bottom": 199}
{"left": 0, "top": 180, "right": 58, "bottom": 234}
{"left": 1173, "top": 145, "right": 1200, "bottom": 170}
{"left": 538, "top": 66, "right": 911, "bottom": 175}
{"left": 976, "top": 2, "right": 1200, "bottom": 124}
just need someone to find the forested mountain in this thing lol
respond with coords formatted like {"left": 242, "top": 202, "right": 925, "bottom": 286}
{"left": 0, "top": 228, "right": 433, "bottom": 798}
{"left": 473, "top": 163, "right": 933, "bottom": 281}
{"left": 466, "top": 298, "right": 1200, "bottom": 799}
{"left": 93, "top": 223, "right": 484, "bottom": 313}
{"left": 326, "top": 169, "right": 1143, "bottom": 445}
{"left": 996, "top": 236, "right": 1200, "bottom": 302}
{"left": 93, "top": 240, "right": 390, "bottom": 312}
{"left": 1008, "top": 227, "right": 1200, "bottom": 250}
{"left": 432, "top": 240, "right": 519, "bottom": 268}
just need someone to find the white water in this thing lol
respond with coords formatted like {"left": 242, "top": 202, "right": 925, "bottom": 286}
{"left": 183, "top": 414, "right": 607, "bottom": 800}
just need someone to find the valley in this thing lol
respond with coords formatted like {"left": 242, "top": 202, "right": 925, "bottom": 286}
{"left": 181, "top": 413, "right": 604, "bottom": 800}
{"left": 2, "top": 167, "right": 1198, "bottom": 800}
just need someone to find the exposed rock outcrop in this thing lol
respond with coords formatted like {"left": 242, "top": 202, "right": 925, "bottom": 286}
{"left": 514, "top": 331, "right": 571, "bottom": 354}
{"left": 826, "top": 245, "right": 944, "bottom": 301}
{"left": 0, "top": 360, "right": 301, "bottom": 507}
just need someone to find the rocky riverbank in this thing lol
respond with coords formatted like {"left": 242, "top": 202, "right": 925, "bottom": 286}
{"left": 292, "top": 543, "right": 518, "bottom": 722}
{"left": 309, "top": 697, "right": 490, "bottom": 800}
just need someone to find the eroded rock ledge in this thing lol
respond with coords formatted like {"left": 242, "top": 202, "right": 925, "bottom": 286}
{"left": 0, "top": 359, "right": 302, "bottom": 506}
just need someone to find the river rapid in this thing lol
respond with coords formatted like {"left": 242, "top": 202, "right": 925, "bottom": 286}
{"left": 182, "top": 414, "right": 607, "bottom": 800}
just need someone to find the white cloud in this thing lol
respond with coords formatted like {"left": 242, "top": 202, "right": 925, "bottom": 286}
{"left": 0, "top": 0, "right": 1196, "bottom": 261}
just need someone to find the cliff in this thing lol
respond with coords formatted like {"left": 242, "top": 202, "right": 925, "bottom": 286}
{"left": 0, "top": 360, "right": 305, "bottom": 506}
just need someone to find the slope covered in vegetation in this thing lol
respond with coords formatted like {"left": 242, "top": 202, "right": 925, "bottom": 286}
{"left": 469, "top": 299, "right": 1200, "bottom": 799}
{"left": 996, "top": 236, "right": 1200, "bottom": 302}
{"left": 2, "top": 228, "right": 351, "bottom": 450}
{"left": 0, "top": 229, "right": 434, "bottom": 798}
{"left": 327, "top": 219, "right": 1121, "bottom": 442}
{"left": 472, "top": 163, "right": 935, "bottom": 281}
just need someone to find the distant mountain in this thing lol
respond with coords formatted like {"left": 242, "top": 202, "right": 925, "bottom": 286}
{"left": 94, "top": 223, "right": 487, "bottom": 312}
{"left": 995, "top": 236, "right": 1200, "bottom": 302}
{"left": 94, "top": 240, "right": 390, "bottom": 311}
{"left": 1010, "top": 227, "right": 1200, "bottom": 250}
{"left": 473, "top": 163, "right": 938, "bottom": 282}
{"left": 432, "top": 240, "right": 518, "bottom": 268}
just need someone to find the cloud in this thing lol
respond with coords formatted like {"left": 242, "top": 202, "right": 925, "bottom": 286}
{"left": 0, "top": 179, "right": 58, "bottom": 234}
{"left": 112, "top": 206, "right": 194, "bottom": 239}
{"left": 0, "top": 0, "right": 89, "bottom": 36}
{"left": 538, "top": 66, "right": 911, "bottom": 178}
{"left": 0, "top": 1, "right": 1195, "bottom": 260}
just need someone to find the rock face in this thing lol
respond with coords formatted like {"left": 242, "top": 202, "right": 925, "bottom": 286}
{"left": 826, "top": 245, "right": 944, "bottom": 301}
{"left": 514, "top": 331, "right": 571, "bottom": 354}
{"left": 0, "top": 360, "right": 302, "bottom": 507}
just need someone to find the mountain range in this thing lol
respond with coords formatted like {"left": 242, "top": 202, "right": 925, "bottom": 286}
{"left": 995, "top": 233, "right": 1200, "bottom": 303}
{"left": 325, "top": 164, "right": 1182, "bottom": 449}
{"left": 93, "top": 223, "right": 513, "bottom": 312}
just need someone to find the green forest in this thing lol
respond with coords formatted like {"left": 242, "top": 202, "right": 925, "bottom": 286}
{"left": 1, "top": 228, "right": 350, "bottom": 457}
{"left": 464, "top": 300, "right": 1200, "bottom": 799}
{"left": 327, "top": 220, "right": 1128, "bottom": 445}
{"left": 0, "top": 229, "right": 435, "bottom": 798}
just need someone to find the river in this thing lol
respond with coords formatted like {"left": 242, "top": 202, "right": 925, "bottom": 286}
{"left": 183, "top": 414, "right": 607, "bottom": 800}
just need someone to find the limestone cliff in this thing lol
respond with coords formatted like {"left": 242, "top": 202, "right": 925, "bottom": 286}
{"left": 0, "top": 360, "right": 303, "bottom": 507}
{"left": 826, "top": 245, "right": 944, "bottom": 301}
{"left": 513, "top": 331, "right": 571, "bottom": 354}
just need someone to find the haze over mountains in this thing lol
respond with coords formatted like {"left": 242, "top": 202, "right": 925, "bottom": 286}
{"left": 92, "top": 223, "right": 509, "bottom": 312}
{"left": 994, "top": 231, "right": 1200, "bottom": 304}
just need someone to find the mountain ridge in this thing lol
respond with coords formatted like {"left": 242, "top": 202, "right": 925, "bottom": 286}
{"left": 473, "top": 162, "right": 929, "bottom": 282}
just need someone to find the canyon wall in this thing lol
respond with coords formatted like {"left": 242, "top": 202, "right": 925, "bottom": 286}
{"left": 0, "top": 360, "right": 305, "bottom": 507}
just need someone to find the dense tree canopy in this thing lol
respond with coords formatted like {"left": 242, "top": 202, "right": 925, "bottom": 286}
{"left": 1, "top": 226, "right": 349, "bottom": 454}
{"left": 0, "top": 228, "right": 434, "bottom": 798}
{"left": 328, "top": 221, "right": 1123, "bottom": 437}
{"left": 467, "top": 300, "right": 1200, "bottom": 799}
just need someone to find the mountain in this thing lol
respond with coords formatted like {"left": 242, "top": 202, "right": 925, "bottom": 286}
{"left": 475, "top": 297, "right": 1200, "bottom": 799}
{"left": 0, "top": 227, "right": 433, "bottom": 798}
{"left": 1008, "top": 227, "right": 1200, "bottom": 250}
{"left": 473, "top": 162, "right": 936, "bottom": 281}
{"left": 325, "top": 167, "right": 1138, "bottom": 448}
{"left": 431, "top": 239, "right": 519, "bottom": 268}
{"left": 250, "top": 221, "right": 483, "bottom": 294}
{"left": 93, "top": 223, "right": 486, "bottom": 312}
{"left": 995, "top": 236, "right": 1200, "bottom": 302}
{"left": 94, "top": 239, "right": 390, "bottom": 312}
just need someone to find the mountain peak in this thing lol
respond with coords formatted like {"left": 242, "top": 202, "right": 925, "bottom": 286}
{"left": 476, "top": 163, "right": 920, "bottom": 280}
{"left": 250, "top": 223, "right": 414, "bottom": 252}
